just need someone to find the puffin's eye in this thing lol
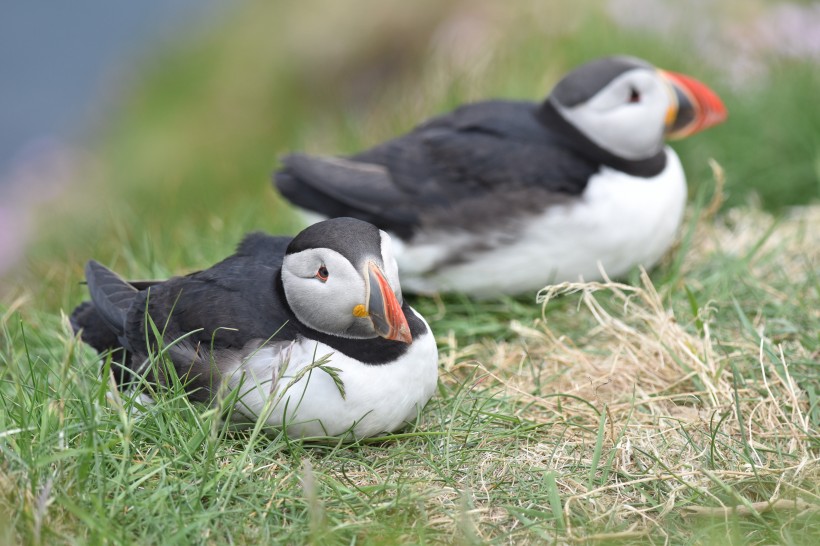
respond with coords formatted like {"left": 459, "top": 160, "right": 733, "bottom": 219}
{"left": 628, "top": 87, "right": 641, "bottom": 103}
{"left": 316, "top": 265, "right": 329, "bottom": 282}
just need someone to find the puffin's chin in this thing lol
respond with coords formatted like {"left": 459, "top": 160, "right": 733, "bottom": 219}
{"left": 339, "top": 319, "right": 380, "bottom": 340}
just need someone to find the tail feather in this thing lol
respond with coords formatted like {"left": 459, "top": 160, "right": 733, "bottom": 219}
{"left": 84, "top": 260, "right": 137, "bottom": 335}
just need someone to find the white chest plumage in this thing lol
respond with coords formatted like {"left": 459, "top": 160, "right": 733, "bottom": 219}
{"left": 223, "top": 308, "right": 438, "bottom": 439}
{"left": 396, "top": 148, "right": 687, "bottom": 297}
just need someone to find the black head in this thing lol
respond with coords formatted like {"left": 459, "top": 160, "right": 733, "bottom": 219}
{"left": 550, "top": 56, "right": 653, "bottom": 108}
{"left": 287, "top": 217, "right": 384, "bottom": 270}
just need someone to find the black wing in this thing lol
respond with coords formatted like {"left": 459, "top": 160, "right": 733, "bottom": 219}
{"left": 71, "top": 232, "right": 296, "bottom": 394}
{"left": 72, "top": 233, "right": 296, "bottom": 380}
{"left": 275, "top": 100, "right": 599, "bottom": 239}
{"left": 121, "top": 234, "right": 296, "bottom": 356}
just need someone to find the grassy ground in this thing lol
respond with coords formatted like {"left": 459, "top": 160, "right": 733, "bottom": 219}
{"left": 2, "top": 0, "right": 819, "bottom": 543}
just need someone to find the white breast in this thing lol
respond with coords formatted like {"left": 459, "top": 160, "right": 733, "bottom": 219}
{"left": 396, "top": 148, "right": 687, "bottom": 297}
{"left": 223, "top": 307, "right": 438, "bottom": 439}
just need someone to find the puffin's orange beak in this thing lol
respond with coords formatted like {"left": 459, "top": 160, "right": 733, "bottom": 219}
{"left": 660, "top": 70, "right": 728, "bottom": 139}
{"left": 363, "top": 262, "right": 412, "bottom": 344}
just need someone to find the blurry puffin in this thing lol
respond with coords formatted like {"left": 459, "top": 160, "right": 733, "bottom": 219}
{"left": 70, "top": 217, "right": 438, "bottom": 439}
{"left": 274, "top": 56, "right": 727, "bottom": 297}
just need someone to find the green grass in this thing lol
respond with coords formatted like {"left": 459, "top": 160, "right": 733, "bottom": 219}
{"left": 2, "top": 0, "right": 819, "bottom": 543}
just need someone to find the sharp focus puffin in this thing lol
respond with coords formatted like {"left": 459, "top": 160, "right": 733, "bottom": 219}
{"left": 70, "top": 218, "right": 439, "bottom": 439}
{"left": 274, "top": 56, "right": 727, "bottom": 297}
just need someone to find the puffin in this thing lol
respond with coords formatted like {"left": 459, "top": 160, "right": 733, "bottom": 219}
{"left": 70, "top": 217, "right": 439, "bottom": 439}
{"left": 274, "top": 55, "right": 728, "bottom": 297}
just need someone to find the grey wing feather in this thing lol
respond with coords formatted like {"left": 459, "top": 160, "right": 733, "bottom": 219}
{"left": 277, "top": 154, "right": 420, "bottom": 234}
{"left": 285, "top": 154, "right": 404, "bottom": 205}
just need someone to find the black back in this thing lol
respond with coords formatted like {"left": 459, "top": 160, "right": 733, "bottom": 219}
{"left": 276, "top": 100, "right": 601, "bottom": 239}
{"left": 120, "top": 232, "right": 295, "bottom": 354}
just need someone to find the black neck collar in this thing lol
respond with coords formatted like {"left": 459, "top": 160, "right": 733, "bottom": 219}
{"left": 535, "top": 100, "right": 667, "bottom": 178}
{"left": 274, "top": 272, "right": 426, "bottom": 365}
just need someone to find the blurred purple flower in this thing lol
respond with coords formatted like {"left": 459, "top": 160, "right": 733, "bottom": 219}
{"left": 749, "top": 3, "right": 820, "bottom": 61}
{"left": 607, "top": 0, "right": 820, "bottom": 86}
{"left": 0, "top": 139, "right": 82, "bottom": 275}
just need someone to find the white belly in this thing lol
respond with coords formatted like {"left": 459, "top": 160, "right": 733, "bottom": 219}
{"left": 224, "top": 308, "right": 438, "bottom": 439}
{"left": 396, "top": 149, "right": 687, "bottom": 297}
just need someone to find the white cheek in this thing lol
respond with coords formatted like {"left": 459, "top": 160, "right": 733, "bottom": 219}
{"left": 283, "top": 249, "right": 367, "bottom": 334}
{"left": 556, "top": 96, "right": 667, "bottom": 160}
{"left": 280, "top": 269, "right": 304, "bottom": 294}
{"left": 327, "top": 272, "right": 358, "bottom": 299}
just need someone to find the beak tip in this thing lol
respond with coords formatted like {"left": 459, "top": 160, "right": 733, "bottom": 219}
{"left": 664, "top": 69, "right": 728, "bottom": 138}
{"left": 398, "top": 326, "right": 413, "bottom": 344}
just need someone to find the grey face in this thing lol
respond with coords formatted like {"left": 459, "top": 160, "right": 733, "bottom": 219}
{"left": 550, "top": 57, "right": 672, "bottom": 160}
{"left": 281, "top": 224, "right": 409, "bottom": 342}
{"left": 282, "top": 247, "right": 373, "bottom": 338}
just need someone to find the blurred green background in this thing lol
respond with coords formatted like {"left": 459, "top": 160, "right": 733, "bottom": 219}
{"left": 2, "top": 0, "right": 819, "bottom": 309}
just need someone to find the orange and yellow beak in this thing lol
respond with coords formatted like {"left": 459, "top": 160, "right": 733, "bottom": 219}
{"left": 660, "top": 69, "right": 728, "bottom": 139}
{"left": 354, "top": 261, "right": 412, "bottom": 344}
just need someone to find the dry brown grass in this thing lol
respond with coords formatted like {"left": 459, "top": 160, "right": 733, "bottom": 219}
{"left": 432, "top": 204, "right": 820, "bottom": 540}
